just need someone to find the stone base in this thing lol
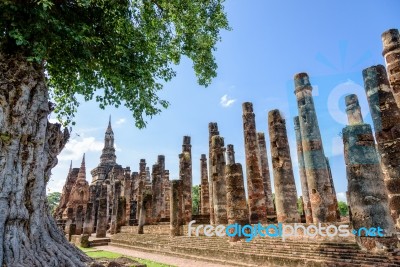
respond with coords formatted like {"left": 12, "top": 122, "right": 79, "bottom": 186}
{"left": 356, "top": 236, "right": 400, "bottom": 253}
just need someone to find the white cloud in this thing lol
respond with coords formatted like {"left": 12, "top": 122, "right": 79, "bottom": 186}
{"left": 220, "top": 94, "right": 236, "bottom": 108}
{"left": 58, "top": 136, "right": 103, "bottom": 161}
{"left": 337, "top": 192, "right": 347, "bottom": 203}
{"left": 116, "top": 118, "right": 126, "bottom": 125}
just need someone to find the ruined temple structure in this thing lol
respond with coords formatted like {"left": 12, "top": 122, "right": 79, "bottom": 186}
{"left": 55, "top": 154, "right": 90, "bottom": 235}
{"left": 55, "top": 28, "right": 400, "bottom": 266}
{"left": 342, "top": 94, "right": 397, "bottom": 251}
{"left": 268, "top": 110, "right": 300, "bottom": 223}
{"left": 363, "top": 65, "right": 400, "bottom": 227}
{"left": 294, "top": 73, "right": 338, "bottom": 223}
{"left": 242, "top": 102, "right": 268, "bottom": 223}
{"left": 56, "top": 118, "right": 172, "bottom": 237}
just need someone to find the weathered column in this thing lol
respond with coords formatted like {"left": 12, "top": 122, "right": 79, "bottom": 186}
{"left": 123, "top": 168, "right": 132, "bottom": 225}
{"left": 225, "top": 145, "right": 249, "bottom": 242}
{"left": 136, "top": 159, "right": 146, "bottom": 220}
{"left": 82, "top": 202, "right": 94, "bottom": 235}
{"left": 363, "top": 65, "right": 400, "bottom": 225}
{"left": 294, "top": 116, "right": 313, "bottom": 223}
{"left": 96, "top": 185, "right": 108, "bottom": 238}
{"left": 208, "top": 122, "right": 219, "bottom": 224}
{"left": 342, "top": 94, "right": 397, "bottom": 251}
{"left": 179, "top": 136, "right": 192, "bottom": 224}
{"left": 110, "top": 180, "right": 121, "bottom": 234}
{"left": 75, "top": 205, "right": 84, "bottom": 235}
{"left": 151, "top": 164, "right": 162, "bottom": 222}
{"left": 163, "top": 170, "right": 171, "bottom": 220}
{"left": 88, "top": 184, "right": 99, "bottom": 234}
{"left": 116, "top": 197, "right": 126, "bottom": 233}
{"left": 211, "top": 135, "right": 228, "bottom": 224}
{"left": 139, "top": 194, "right": 152, "bottom": 233}
{"left": 226, "top": 144, "right": 235, "bottom": 165}
{"left": 200, "top": 154, "right": 210, "bottom": 215}
{"left": 170, "top": 180, "right": 184, "bottom": 236}
{"left": 157, "top": 155, "right": 166, "bottom": 219}
{"left": 325, "top": 157, "right": 341, "bottom": 221}
{"left": 382, "top": 29, "right": 400, "bottom": 108}
{"left": 242, "top": 102, "right": 267, "bottom": 223}
{"left": 294, "top": 73, "right": 337, "bottom": 223}
{"left": 268, "top": 110, "right": 300, "bottom": 223}
{"left": 64, "top": 207, "right": 74, "bottom": 236}
{"left": 257, "top": 132, "right": 275, "bottom": 215}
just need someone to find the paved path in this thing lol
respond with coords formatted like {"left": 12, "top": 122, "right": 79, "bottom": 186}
{"left": 98, "top": 245, "right": 236, "bottom": 267}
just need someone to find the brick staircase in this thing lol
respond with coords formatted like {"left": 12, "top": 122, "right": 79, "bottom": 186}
{"left": 110, "top": 228, "right": 400, "bottom": 267}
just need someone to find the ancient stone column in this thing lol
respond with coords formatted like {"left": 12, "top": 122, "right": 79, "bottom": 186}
{"left": 75, "top": 205, "right": 84, "bottom": 235}
{"left": 226, "top": 144, "right": 235, "bottom": 165}
{"left": 170, "top": 180, "right": 184, "bottom": 236}
{"left": 82, "top": 202, "right": 94, "bottom": 235}
{"left": 325, "top": 157, "right": 341, "bottom": 221}
{"left": 225, "top": 145, "right": 249, "bottom": 242}
{"left": 257, "top": 132, "right": 275, "bottom": 215}
{"left": 268, "top": 110, "right": 300, "bottom": 223}
{"left": 136, "top": 159, "right": 146, "bottom": 220}
{"left": 157, "top": 155, "right": 166, "bottom": 219}
{"left": 164, "top": 170, "right": 171, "bottom": 220}
{"left": 294, "top": 73, "right": 337, "bottom": 223}
{"left": 294, "top": 116, "right": 313, "bottom": 223}
{"left": 200, "top": 154, "right": 210, "bottom": 215}
{"left": 382, "top": 29, "right": 400, "bottom": 108}
{"left": 211, "top": 135, "right": 228, "bottom": 224}
{"left": 116, "top": 197, "right": 126, "bottom": 233}
{"left": 342, "top": 94, "right": 397, "bottom": 251}
{"left": 87, "top": 184, "right": 98, "bottom": 234}
{"left": 208, "top": 122, "right": 219, "bottom": 224}
{"left": 110, "top": 180, "right": 122, "bottom": 234}
{"left": 96, "top": 197, "right": 108, "bottom": 237}
{"left": 64, "top": 208, "right": 74, "bottom": 236}
{"left": 151, "top": 164, "right": 162, "bottom": 222}
{"left": 242, "top": 102, "right": 267, "bottom": 223}
{"left": 179, "top": 136, "right": 192, "bottom": 224}
{"left": 363, "top": 65, "right": 400, "bottom": 225}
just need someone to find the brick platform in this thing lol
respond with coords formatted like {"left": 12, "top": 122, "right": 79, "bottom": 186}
{"left": 110, "top": 225, "right": 400, "bottom": 266}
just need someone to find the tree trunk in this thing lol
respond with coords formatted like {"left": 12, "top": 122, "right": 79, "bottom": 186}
{"left": 0, "top": 53, "right": 90, "bottom": 266}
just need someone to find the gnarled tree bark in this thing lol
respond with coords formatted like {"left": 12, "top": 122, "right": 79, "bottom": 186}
{"left": 0, "top": 53, "right": 90, "bottom": 266}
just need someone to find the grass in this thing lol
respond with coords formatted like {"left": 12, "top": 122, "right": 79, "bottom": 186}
{"left": 79, "top": 247, "right": 175, "bottom": 267}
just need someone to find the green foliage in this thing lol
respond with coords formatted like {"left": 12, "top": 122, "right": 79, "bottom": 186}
{"left": 0, "top": 0, "right": 230, "bottom": 128}
{"left": 46, "top": 192, "right": 61, "bottom": 214}
{"left": 192, "top": 185, "right": 200, "bottom": 215}
{"left": 297, "top": 197, "right": 303, "bottom": 215}
{"left": 338, "top": 201, "right": 349, "bottom": 217}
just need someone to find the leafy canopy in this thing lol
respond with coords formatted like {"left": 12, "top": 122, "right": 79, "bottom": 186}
{"left": 0, "top": 0, "right": 229, "bottom": 128}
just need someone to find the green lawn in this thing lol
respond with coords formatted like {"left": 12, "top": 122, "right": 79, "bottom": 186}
{"left": 80, "top": 247, "right": 175, "bottom": 267}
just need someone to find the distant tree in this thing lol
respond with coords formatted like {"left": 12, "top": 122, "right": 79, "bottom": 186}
{"left": 338, "top": 201, "right": 349, "bottom": 216}
{"left": 0, "top": 1, "right": 229, "bottom": 266}
{"left": 192, "top": 185, "right": 200, "bottom": 215}
{"left": 297, "top": 197, "right": 304, "bottom": 215}
{"left": 47, "top": 192, "right": 61, "bottom": 215}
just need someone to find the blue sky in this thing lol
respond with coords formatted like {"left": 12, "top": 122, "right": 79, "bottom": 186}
{"left": 48, "top": 1, "right": 400, "bottom": 203}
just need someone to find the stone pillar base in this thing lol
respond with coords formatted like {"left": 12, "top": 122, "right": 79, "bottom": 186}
{"left": 356, "top": 236, "right": 399, "bottom": 253}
